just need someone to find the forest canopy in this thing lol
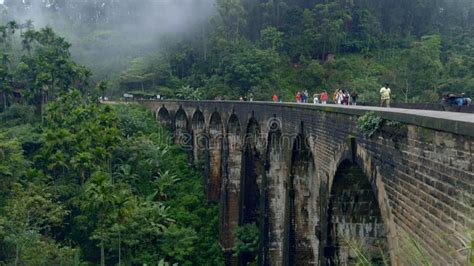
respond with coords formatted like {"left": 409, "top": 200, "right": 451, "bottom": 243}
{"left": 0, "top": 91, "right": 223, "bottom": 264}
{"left": 1, "top": 0, "right": 473, "bottom": 102}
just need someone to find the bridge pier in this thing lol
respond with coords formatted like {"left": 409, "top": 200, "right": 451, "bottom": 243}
{"left": 220, "top": 114, "right": 242, "bottom": 265}
{"left": 191, "top": 109, "right": 206, "bottom": 168}
{"left": 263, "top": 129, "right": 289, "bottom": 265}
{"left": 208, "top": 112, "right": 223, "bottom": 202}
{"left": 288, "top": 133, "right": 319, "bottom": 265}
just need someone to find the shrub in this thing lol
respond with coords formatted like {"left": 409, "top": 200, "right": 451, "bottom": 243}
{"left": 357, "top": 112, "right": 384, "bottom": 137}
{"left": 233, "top": 223, "right": 260, "bottom": 256}
{"left": 0, "top": 104, "right": 36, "bottom": 127}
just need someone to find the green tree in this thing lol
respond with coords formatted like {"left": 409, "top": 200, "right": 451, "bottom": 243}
{"left": 313, "top": 2, "right": 352, "bottom": 56}
{"left": 260, "top": 26, "right": 284, "bottom": 51}
{"left": 396, "top": 35, "right": 443, "bottom": 102}
{"left": 82, "top": 172, "right": 116, "bottom": 266}
{"left": 215, "top": 0, "right": 247, "bottom": 40}
{"left": 0, "top": 53, "right": 11, "bottom": 111}
{"left": 1, "top": 182, "right": 70, "bottom": 265}
{"left": 176, "top": 85, "right": 204, "bottom": 100}
{"left": 0, "top": 135, "right": 28, "bottom": 205}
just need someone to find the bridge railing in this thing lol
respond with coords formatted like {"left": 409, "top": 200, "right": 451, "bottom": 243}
{"left": 357, "top": 102, "right": 474, "bottom": 113}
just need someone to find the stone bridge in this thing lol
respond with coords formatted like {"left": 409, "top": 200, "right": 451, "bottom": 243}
{"left": 138, "top": 100, "right": 473, "bottom": 266}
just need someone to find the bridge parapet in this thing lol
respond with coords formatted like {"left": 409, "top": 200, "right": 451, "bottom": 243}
{"left": 139, "top": 100, "right": 473, "bottom": 265}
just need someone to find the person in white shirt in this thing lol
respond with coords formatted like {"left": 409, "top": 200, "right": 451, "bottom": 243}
{"left": 380, "top": 84, "right": 391, "bottom": 107}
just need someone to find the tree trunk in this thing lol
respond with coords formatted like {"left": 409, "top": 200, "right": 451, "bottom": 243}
{"left": 118, "top": 230, "right": 121, "bottom": 266}
{"left": 405, "top": 80, "right": 409, "bottom": 103}
{"left": 15, "top": 243, "right": 19, "bottom": 266}
{"left": 2, "top": 90, "right": 7, "bottom": 111}
{"left": 101, "top": 240, "right": 105, "bottom": 266}
{"left": 41, "top": 90, "right": 45, "bottom": 124}
{"left": 51, "top": 73, "right": 55, "bottom": 100}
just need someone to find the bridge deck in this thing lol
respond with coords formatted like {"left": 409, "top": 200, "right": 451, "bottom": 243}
{"left": 280, "top": 102, "right": 474, "bottom": 122}
{"left": 279, "top": 102, "right": 474, "bottom": 137}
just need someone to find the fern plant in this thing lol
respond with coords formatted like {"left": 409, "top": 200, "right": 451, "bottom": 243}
{"left": 357, "top": 112, "right": 384, "bottom": 138}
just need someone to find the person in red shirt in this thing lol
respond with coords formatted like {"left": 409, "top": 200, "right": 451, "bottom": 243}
{"left": 295, "top": 91, "right": 302, "bottom": 103}
{"left": 320, "top": 90, "right": 329, "bottom": 104}
{"left": 272, "top": 94, "right": 278, "bottom": 102}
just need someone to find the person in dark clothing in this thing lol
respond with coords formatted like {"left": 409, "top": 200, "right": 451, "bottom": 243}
{"left": 351, "top": 91, "right": 359, "bottom": 105}
{"left": 442, "top": 93, "right": 471, "bottom": 111}
{"left": 342, "top": 90, "right": 350, "bottom": 105}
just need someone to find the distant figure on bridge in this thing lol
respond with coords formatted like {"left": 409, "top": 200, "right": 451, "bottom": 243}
{"left": 313, "top": 94, "right": 320, "bottom": 104}
{"left": 248, "top": 92, "right": 254, "bottom": 102}
{"left": 320, "top": 91, "right": 329, "bottom": 104}
{"left": 342, "top": 90, "right": 350, "bottom": 105}
{"left": 332, "top": 89, "right": 338, "bottom": 103}
{"left": 239, "top": 96, "right": 244, "bottom": 101}
{"left": 334, "top": 89, "right": 343, "bottom": 104}
{"left": 443, "top": 93, "right": 471, "bottom": 106}
{"left": 296, "top": 91, "right": 302, "bottom": 103}
{"left": 272, "top": 94, "right": 278, "bottom": 102}
{"left": 302, "top": 90, "right": 309, "bottom": 103}
{"left": 442, "top": 93, "right": 471, "bottom": 112}
{"left": 351, "top": 91, "right": 359, "bottom": 105}
{"left": 380, "top": 84, "right": 391, "bottom": 107}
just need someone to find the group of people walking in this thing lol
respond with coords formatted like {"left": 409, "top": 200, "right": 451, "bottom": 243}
{"left": 293, "top": 89, "right": 359, "bottom": 105}
{"left": 266, "top": 83, "right": 393, "bottom": 108}
{"left": 290, "top": 83, "right": 392, "bottom": 107}
{"left": 331, "top": 89, "right": 359, "bottom": 105}
{"left": 294, "top": 90, "right": 310, "bottom": 103}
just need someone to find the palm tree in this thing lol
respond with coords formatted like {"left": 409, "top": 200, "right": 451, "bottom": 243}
{"left": 21, "top": 29, "right": 35, "bottom": 55}
{"left": 0, "top": 26, "right": 7, "bottom": 44}
{"left": 112, "top": 189, "right": 134, "bottom": 266}
{"left": 7, "top": 21, "right": 18, "bottom": 35}
{"left": 0, "top": 53, "right": 11, "bottom": 111}
{"left": 83, "top": 172, "right": 116, "bottom": 266}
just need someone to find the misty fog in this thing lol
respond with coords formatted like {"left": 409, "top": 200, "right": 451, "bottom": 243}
{"left": 0, "top": 0, "right": 216, "bottom": 79}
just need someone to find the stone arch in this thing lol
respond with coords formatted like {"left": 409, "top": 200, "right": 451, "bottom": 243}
{"left": 322, "top": 155, "right": 390, "bottom": 265}
{"left": 239, "top": 117, "right": 264, "bottom": 264}
{"left": 241, "top": 117, "right": 262, "bottom": 223}
{"left": 220, "top": 113, "right": 242, "bottom": 264}
{"left": 207, "top": 111, "right": 223, "bottom": 202}
{"left": 288, "top": 133, "right": 317, "bottom": 265}
{"left": 157, "top": 106, "right": 171, "bottom": 126}
{"left": 227, "top": 114, "right": 241, "bottom": 136}
{"left": 174, "top": 108, "right": 190, "bottom": 148}
{"left": 191, "top": 109, "right": 206, "bottom": 167}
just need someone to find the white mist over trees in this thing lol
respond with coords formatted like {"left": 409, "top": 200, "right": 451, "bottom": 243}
{"left": 0, "top": 0, "right": 215, "bottom": 80}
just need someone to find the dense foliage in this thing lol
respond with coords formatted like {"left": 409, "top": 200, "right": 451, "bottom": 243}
{"left": 116, "top": 0, "right": 472, "bottom": 102}
{"left": 0, "top": 20, "right": 90, "bottom": 113}
{"left": 233, "top": 223, "right": 260, "bottom": 264}
{"left": 357, "top": 111, "right": 384, "bottom": 138}
{"left": 0, "top": 93, "right": 223, "bottom": 264}
{"left": 2, "top": 1, "right": 473, "bottom": 102}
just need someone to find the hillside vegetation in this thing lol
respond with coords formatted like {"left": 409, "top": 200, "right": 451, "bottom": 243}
{"left": 0, "top": 94, "right": 222, "bottom": 264}
{"left": 1, "top": 0, "right": 473, "bottom": 102}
